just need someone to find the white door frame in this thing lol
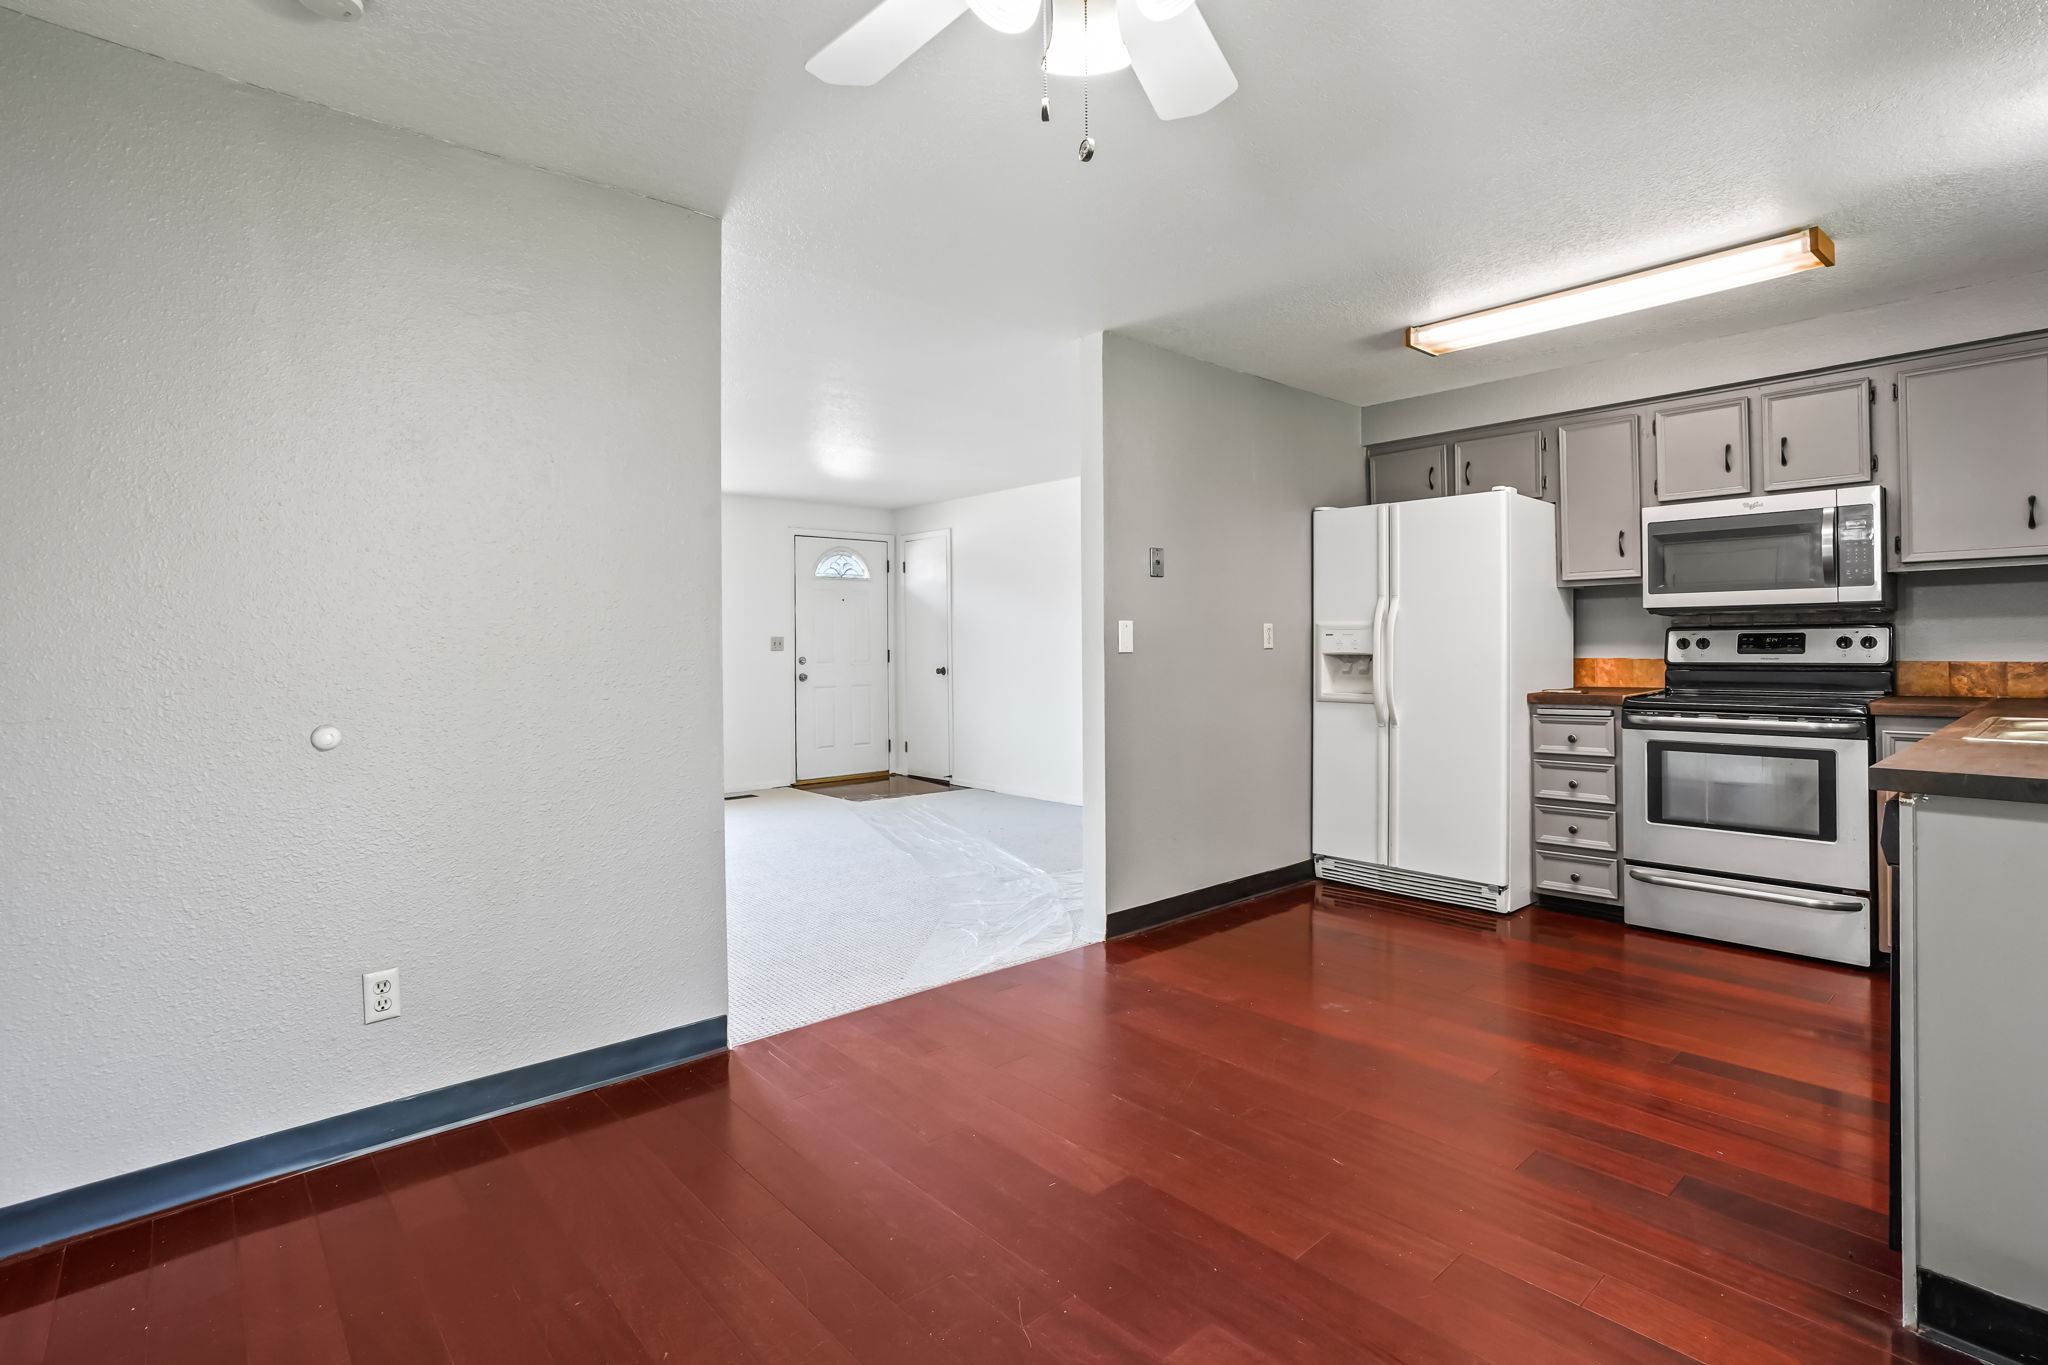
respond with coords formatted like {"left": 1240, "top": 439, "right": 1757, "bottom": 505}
{"left": 895, "top": 528, "right": 954, "bottom": 779}
{"left": 791, "top": 529, "right": 895, "bottom": 783}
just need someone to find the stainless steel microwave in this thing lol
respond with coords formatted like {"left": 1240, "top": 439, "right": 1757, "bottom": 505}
{"left": 1639, "top": 484, "right": 1886, "bottom": 612}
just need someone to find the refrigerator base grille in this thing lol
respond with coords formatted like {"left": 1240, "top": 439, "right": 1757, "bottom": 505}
{"left": 1315, "top": 857, "right": 1509, "bottom": 914}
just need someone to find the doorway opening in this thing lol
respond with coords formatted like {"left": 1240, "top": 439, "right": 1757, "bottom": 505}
{"left": 721, "top": 488, "right": 1087, "bottom": 1047}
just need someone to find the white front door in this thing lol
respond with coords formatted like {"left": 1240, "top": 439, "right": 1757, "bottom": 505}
{"left": 898, "top": 530, "right": 952, "bottom": 780}
{"left": 794, "top": 536, "right": 891, "bottom": 782}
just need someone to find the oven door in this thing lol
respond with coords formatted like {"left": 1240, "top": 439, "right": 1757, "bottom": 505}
{"left": 1641, "top": 489, "right": 1840, "bottom": 610}
{"left": 1623, "top": 715, "right": 1870, "bottom": 891}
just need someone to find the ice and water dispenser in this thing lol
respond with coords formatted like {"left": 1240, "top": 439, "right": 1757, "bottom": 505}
{"left": 1315, "top": 623, "right": 1376, "bottom": 703}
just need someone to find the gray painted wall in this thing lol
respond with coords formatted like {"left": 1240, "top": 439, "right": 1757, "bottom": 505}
{"left": 1572, "top": 571, "right": 2048, "bottom": 662}
{"left": 1100, "top": 335, "right": 1362, "bottom": 913}
{"left": 0, "top": 14, "right": 725, "bottom": 1207}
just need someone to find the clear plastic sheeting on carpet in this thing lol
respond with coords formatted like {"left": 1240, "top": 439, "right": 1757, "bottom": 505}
{"left": 724, "top": 786, "right": 1084, "bottom": 1044}
{"left": 852, "top": 796, "right": 1085, "bottom": 992}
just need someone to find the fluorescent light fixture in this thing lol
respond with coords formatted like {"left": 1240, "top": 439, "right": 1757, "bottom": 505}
{"left": 1405, "top": 227, "right": 1836, "bottom": 356}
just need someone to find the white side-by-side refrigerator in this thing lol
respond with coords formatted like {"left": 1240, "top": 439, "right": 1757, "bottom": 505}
{"left": 1312, "top": 489, "right": 1574, "bottom": 913}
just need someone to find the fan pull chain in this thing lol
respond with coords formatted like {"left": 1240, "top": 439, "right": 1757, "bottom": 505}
{"left": 1039, "top": 0, "right": 1050, "bottom": 121}
{"left": 1078, "top": 0, "right": 1095, "bottom": 160}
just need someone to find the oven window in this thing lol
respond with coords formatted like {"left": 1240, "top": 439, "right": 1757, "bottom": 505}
{"left": 1645, "top": 741, "right": 1838, "bottom": 841}
{"left": 1645, "top": 508, "right": 1828, "bottom": 596}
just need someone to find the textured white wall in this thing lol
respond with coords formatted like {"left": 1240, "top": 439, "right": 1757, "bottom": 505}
{"left": 719, "top": 496, "right": 895, "bottom": 793}
{"left": 0, "top": 16, "right": 725, "bottom": 1207}
{"left": 1100, "top": 336, "right": 1364, "bottom": 913}
{"left": 896, "top": 479, "right": 1084, "bottom": 805}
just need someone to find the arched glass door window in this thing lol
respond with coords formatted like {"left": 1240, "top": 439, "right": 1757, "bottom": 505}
{"left": 814, "top": 549, "right": 871, "bottom": 580}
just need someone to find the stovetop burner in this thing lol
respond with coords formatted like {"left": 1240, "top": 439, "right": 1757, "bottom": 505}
{"left": 1623, "top": 622, "right": 1896, "bottom": 721}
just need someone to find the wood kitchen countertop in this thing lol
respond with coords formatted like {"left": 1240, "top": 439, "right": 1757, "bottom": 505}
{"left": 1871, "top": 698, "right": 2048, "bottom": 804}
{"left": 1869, "top": 695, "right": 1990, "bottom": 719}
{"left": 1527, "top": 687, "right": 1654, "bottom": 707}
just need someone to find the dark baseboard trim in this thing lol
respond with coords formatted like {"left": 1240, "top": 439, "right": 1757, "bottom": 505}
{"left": 1107, "top": 861, "right": 1315, "bottom": 939}
{"left": 1920, "top": 1269, "right": 2048, "bottom": 1365}
{"left": 1535, "top": 893, "right": 1625, "bottom": 923}
{"left": 0, "top": 1014, "right": 727, "bottom": 1263}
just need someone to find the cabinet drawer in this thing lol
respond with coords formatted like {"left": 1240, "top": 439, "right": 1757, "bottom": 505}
{"left": 1532, "top": 758, "right": 1616, "bottom": 805}
{"left": 1533, "top": 804, "right": 1618, "bottom": 854}
{"left": 1534, "top": 849, "right": 1621, "bottom": 901}
{"left": 1531, "top": 710, "right": 1617, "bottom": 759}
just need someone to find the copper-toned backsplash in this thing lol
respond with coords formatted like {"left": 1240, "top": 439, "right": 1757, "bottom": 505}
{"left": 1895, "top": 661, "right": 2048, "bottom": 699}
{"left": 1573, "top": 656, "right": 2048, "bottom": 697}
{"left": 1573, "top": 658, "right": 1666, "bottom": 689}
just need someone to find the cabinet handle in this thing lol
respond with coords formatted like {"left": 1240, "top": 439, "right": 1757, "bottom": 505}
{"left": 1569, "top": 873, "right": 1583, "bottom": 883}
{"left": 1617, "top": 529, "right": 1625, "bottom": 558}
{"left": 1566, "top": 734, "right": 1578, "bottom": 743}
{"left": 1464, "top": 460, "right": 1473, "bottom": 487}
{"left": 1566, "top": 779, "right": 1580, "bottom": 790}
{"left": 1427, "top": 466, "right": 1435, "bottom": 491}
{"left": 1723, "top": 442, "right": 1732, "bottom": 472}
{"left": 2031, "top": 494, "right": 2040, "bottom": 531}
{"left": 1567, "top": 824, "right": 1579, "bottom": 835}
{"left": 1779, "top": 435, "right": 1789, "bottom": 466}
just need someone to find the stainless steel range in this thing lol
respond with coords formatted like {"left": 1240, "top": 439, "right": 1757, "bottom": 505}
{"left": 1622, "top": 624, "right": 1892, "bottom": 966}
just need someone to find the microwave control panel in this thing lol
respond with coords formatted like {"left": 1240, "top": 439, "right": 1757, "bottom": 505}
{"left": 1667, "top": 625, "right": 1893, "bottom": 665}
{"left": 1837, "top": 505, "right": 1879, "bottom": 586}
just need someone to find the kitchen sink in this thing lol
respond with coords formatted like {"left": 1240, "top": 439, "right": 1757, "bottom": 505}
{"left": 1965, "top": 716, "right": 2048, "bottom": 744}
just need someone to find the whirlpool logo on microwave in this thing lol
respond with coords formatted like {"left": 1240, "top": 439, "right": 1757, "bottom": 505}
{"left": 1742, "top": 499, "right": 1766, "bottom": 510}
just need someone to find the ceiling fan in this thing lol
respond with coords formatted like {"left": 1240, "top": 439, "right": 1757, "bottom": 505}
{"left": 806, "top": 0, "right": 1237, "bottom": 158}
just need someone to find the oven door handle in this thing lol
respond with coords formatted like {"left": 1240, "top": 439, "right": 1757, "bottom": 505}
{"left": 1624, "top": 713, "right": 1865, "bottom": 736}
{"left": 1626, "top": 868, "right": 1865, "bottom": 912}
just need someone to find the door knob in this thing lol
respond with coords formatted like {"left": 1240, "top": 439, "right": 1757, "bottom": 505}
{"left": 935, "top": 666, "right": 948, "bottom": 676}
{"left": 797, "top": 673, "right": 808, "bottom": 682}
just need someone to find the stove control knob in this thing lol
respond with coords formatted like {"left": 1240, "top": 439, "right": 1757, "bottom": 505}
{"left": 1675, "top": 637, "right": 1693, "bottom": 650}
{"left": 1836, "top": 635, "right": 1854, "bottom": 649}
{"left": 1860, "top": 635, "right": 1879, "bottom": 651}
{"left": 1695, "top": 638, "right": 1711, "bottom": 651}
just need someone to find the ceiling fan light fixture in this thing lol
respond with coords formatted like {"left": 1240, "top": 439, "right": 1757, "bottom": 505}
{"left": 1405, "top": 227, "right": 1837, "bottom": 356}
{"left": 966, "top": 0, "right": 1042, "bottom": 35}
{"left": 1043, "top": 0, "right": 1132, "bottom": 75}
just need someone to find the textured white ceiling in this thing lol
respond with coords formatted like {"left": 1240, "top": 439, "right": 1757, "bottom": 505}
{"left": 13, "top": 0, "right": 2048, "bottom": 502}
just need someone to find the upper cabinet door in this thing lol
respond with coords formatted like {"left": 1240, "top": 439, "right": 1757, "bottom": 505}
{"left": 1761, "top": 377, "right": 1872, "bottom": 492}
{"left": 1897, "top": 350, "right": 2048, "bottom": 563}
{"left": 1453, "top": 429, "right": 1546, "bottom": 498}
{"left": 1369, "top": 444, "right": 1446, "bottom": 503}
{"left": 1652, "top": 396, "right": 1750, "bottom": 501}
{"left": 1556, "top": 413, "right": 1642, "bottom": 583}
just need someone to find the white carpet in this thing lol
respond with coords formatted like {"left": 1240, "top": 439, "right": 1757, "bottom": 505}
{"left": 724, "top": 786, "right": 1085, "bottom": 1044}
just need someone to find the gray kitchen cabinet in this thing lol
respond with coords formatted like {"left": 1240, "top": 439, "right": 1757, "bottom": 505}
{"left": 1651, "top": 395, "right": 1750, "bottom": 501}
{"left": 1556, "top": 412, "right": 1642, "bottom": 582}
{"left": 1896, "top": 348, "right": 2048, "bottom": 563}
{"left": 1531, "top": 704, "right": 1625, "bottom": 909}
{"left": 1453, "top": 429, "right": 1547, "bottom": 499}
{"left": 1368, "top": 443, "right": 1446, "bottom": 503}
{"left": 1760, "top": 376, "right": 1873, "bottom": 492}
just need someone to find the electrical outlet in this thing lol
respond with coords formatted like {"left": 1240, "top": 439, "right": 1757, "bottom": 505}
{"left": 769, "top": 636, "right": 784, "bottom": 652}
{"left": 1262, "top": 622, "right": 1275, "bottom": 649}
{"left": 362, "top": 969, "right": 400, "bottom": 1024}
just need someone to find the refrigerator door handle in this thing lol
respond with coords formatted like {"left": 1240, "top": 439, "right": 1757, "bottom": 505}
{"left": 1370, "top": 588, "right": 1390, "bottom": 729}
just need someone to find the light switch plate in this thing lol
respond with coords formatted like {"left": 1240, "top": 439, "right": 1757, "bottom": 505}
{"left": 769, "top": 636, "right": 785, "bottom": 652}
{"left": 1262, "top": 623, "right": 1274, "bottom": 649}
{"left": 1117, "top": 620, "right": 1135, "bottom": 653}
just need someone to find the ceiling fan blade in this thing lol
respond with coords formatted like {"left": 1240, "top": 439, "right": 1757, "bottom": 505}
{"left": 1121, "top": 1, "right": 1237, "bottom": 120}
{"left": 805, "top": 0, "right": 972, "bottom": 86}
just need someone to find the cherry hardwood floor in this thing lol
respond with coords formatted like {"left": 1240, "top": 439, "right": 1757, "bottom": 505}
{"left": 1, "top": 884, "right": 1965, "bottom": 1364}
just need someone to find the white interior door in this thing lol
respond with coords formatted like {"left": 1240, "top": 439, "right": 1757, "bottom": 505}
{"left": 794, "top": 536, "right": 891, "bottom": 782}
{"left": 898, "top": 530, "right": 952, "bottom": 780}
